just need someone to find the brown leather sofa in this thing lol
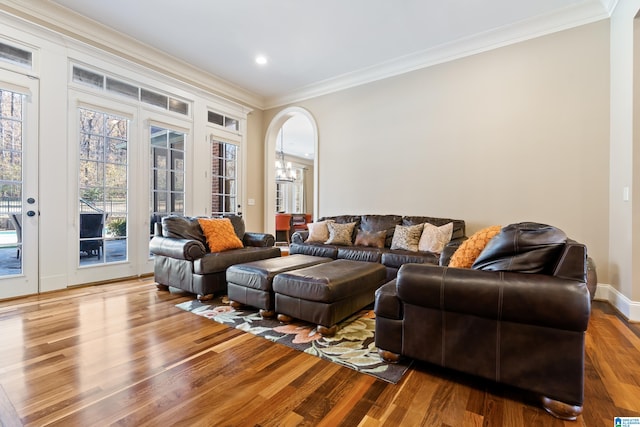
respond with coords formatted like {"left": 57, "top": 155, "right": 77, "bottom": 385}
{"left": 149, "top": 215, "right": 280, "bottom": 300}
{"left": 374, "top": 223, "right": 591, "bottom": 420}
{"left": 290, "top": 214, "right": 467, "bottom": 279}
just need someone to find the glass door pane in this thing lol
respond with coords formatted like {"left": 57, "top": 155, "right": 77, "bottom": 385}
{"left": 0, "top": 69, "right": 39, "bottom": 298}
{"left": 150, "top": 126, "right": 185, "bottom": 239}
{"left": 0, "top": 89, "right": 23, "bottom": 275}
{"left": 78, "top": 108, "right": 128, "bottom": 266}
{"left": 211, "top": 139, "right": 238, "bottom": 215}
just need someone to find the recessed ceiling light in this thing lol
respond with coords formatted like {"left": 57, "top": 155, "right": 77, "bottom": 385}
{"left": 255, "top": 55, "right": 268, "bottom": 65}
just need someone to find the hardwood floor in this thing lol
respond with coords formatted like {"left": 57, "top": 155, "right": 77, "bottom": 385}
{"left": 0, "top": 277, "right": 638, "bottom": 426}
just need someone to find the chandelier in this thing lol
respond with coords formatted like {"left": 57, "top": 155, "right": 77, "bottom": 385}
{"left": 275, "top": 128, "right": 296, "bottom": 183}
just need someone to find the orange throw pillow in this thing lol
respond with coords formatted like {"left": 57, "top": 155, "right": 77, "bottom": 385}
{"left": 448, "top": 225, "right": 502, "bottom": 268}
{"left": 197, "top": 218, "right": 244, "bottom": 252}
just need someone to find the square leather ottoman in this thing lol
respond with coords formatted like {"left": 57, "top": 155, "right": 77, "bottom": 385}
{"left": 273, "top": 259, "right": 387, "bottom": 336}
{"left": 226, "top": 254, "right": 332, "bottom": 317}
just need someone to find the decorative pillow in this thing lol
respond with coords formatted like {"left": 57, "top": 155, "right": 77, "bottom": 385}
{"left": 197, "top": 218, "right": 244, "bottom": 252}
{"left": 448, "top": 225, "right": 502, "bottom": 268}
{"left": 354, "top": 229, "right": 386, "bottom": 248}
{"left": 360, "top": 215, "right": 402, "bottom": 247}
{"left": 390, "top": 223, "right": 424, "bottom": 252}
{"left": 305, "top": 220, "right": 334, "bottom": 243}
{"left": 472, "top": 222, "right": 567, "bottom": 273}
{"left": 325, "top": 222, "right": 356, "bottom": 245}
{"left": 419, "top": 222, "right": 453, "bottom": 253}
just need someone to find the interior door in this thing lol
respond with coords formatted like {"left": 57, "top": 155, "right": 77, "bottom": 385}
{"left": 0, "top": 69, "right": 39, "bottom": 299}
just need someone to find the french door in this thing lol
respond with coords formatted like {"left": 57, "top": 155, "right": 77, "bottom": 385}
{"left": 0, "top": 69, "right": 39, "bottom": 298}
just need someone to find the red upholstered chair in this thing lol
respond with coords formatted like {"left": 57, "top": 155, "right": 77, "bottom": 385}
{"left": 275, "top": 213, "right": 292, "bottom": 244}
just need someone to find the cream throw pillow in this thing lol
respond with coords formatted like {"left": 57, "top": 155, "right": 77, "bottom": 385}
{"left": 390, "top": 223, "right": 424, "bottom": 252}
{"left": 305, "top": 220, "right": 335, "bottom": 243}
{"left": 419, "top": 222, "right": 454, "bottom": 253}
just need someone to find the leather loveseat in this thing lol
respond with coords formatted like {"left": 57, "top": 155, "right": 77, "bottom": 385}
{"left": 374, "top": 223, "right": 591, "bottom": 420}
{"left": 150, "top": 215, "right": 280, "bottom": 300}
{"left": 290, "top": 214, "right": 467, "bottom": 279}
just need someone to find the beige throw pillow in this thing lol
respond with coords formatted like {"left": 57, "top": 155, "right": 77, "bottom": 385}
{"left": 419, "top": 222, "right": 454, "bottom": 253}
{"left": 305, "top": 220, "right": 334, "bottom": 243}
{"left": 390, "top": 223, "right": 424, "bottom": 252}
{"left": 325, "top": 222, "right": 356, "bottom": 245}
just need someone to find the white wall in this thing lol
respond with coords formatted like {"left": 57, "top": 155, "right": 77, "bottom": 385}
{"left": 609, "top": 1, "right": 640, "bottom": 309}
{"left": 265, "top": 21, "right": 611, "bottom": 282}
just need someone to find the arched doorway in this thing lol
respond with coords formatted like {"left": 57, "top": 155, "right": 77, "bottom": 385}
{"left": 265, "top": 107, "right": 318, "bottom": 237}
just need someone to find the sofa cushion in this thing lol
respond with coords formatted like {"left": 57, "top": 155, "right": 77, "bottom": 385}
{"left": 472, "top": 222, "right": 567, "bottom": 274}
{"left": 197, "top": 218, "right": 244, "bottom": 252}
{"left": 289, "top": 242, "right": 339, "bottom": 259}
{"left": 222, "top": 214, "right": 246, "bottom": 240}
{"left": 319, "top": 215, "right": 361, "bottom": 226}
{"left": 337, "top": 246, "right": 383, "bottom": 263}
{"left": 391, "top": 223, "right": 424, "bottom": 252}
{"left": 381, "top": 251, "right": 439, "bottom": 269}
{"left": 194, "top": 246, "right": 281, "bottom": 274}
{"left": 161, "top": 215, "right": 206, "bottom": 244}
{"left": 354, "top": 229, "right": 386, "bottom": 248}
{"left": 306, "top": 220, "right": 334, "bottom": 243}
{"left": 419, "top": 222, "right": 453, "bottom": 253}
{"left": 449, "top": 225, "right": 502, "bottom": 268}
{"left": 360, "top": 215, "right": 402, "bottom": 247}
{"left": 325, "top": 221, "right": 356, "bottom": 245}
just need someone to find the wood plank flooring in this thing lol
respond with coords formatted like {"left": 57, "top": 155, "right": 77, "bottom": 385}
{"left": 0, "top": 277, "right": 638, "bottom": 426}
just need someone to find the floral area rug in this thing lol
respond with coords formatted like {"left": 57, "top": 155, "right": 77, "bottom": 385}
{"left": 176, "top": 297, "right": 412, "bottom": 384}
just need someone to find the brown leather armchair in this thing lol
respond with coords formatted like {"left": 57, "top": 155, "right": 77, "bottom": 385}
{"left": 374, "top": 223, "right": 591, "bottom": 420}
{"left": 150, "top": 215, "right": 280, "bottom": 300}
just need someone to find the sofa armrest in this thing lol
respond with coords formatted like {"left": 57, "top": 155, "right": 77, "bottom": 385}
{"left": 291, "top": 230, "right": 308, "bottom": 244}
{"left": 396, "top": 263, "right": 590, "bottom": 332}
{"left": 149, "top": 236, "right": 207, "bottom": 261}
{"left": 243, "top": 232, "right": 275, "bottom": 247}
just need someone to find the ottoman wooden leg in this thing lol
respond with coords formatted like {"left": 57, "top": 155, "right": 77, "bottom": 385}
{"left": 277, "top": 314, "right": 293, "bottom": 323}
{"left": 156, "top": 283, "right": 169, "bottom": 291}
{"left": 198, "top": 293, "right": 214, "bottom": 301}
{"left": 229, "top": 300, "right": 243, "bottom": 309}
{"left": 259, "top": 309, "right": 275, "bottom": 318}
{"left": 378, "top": 349, "right": 402, "bottom": 363}
{"left": 541, "top": 396, "right": 582, "bottom": 421}
{"left": 317, "top": 325, "right": 337, "bottom": 337}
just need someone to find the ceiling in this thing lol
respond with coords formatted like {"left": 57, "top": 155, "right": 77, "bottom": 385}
{"left": 48, "top": 0, "right": 614, "bottom": 108}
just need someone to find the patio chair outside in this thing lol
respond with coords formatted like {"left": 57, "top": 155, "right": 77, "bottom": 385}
{"left": 9, "top": 214, "right": 22, "bottom": 259}
{"left": 80, "top": 213, "right": 106, "bottom": 259}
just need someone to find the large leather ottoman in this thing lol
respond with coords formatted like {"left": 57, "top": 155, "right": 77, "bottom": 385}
{"left": 273, "top": 259, "right": 387, "bottom": 336}
{"left": 226, "top": 254, "right": 332, "bottom": 318}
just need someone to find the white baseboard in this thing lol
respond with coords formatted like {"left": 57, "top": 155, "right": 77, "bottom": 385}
{"left": 594, "top": 284, "right": 640, "bottom": 322}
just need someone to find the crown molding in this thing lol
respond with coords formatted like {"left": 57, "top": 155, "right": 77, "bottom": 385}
{"left": 601, "top": 0, "right": 620, "bottom": 15}
{"left": 0, "top": 0, "right": 613, "bottom": 112}
{"left": 265, "top": 0, "right": 611, "bottom": 109}
{"left": 0, "top": 0, "right": 266, "bottom": 109}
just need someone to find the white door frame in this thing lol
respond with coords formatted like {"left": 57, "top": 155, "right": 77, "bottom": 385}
{"left": 0, "top": 69, "right": 39, "bottom": 298}
{"left": 264, "top": 107, "right": 318, "bottom": 236}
